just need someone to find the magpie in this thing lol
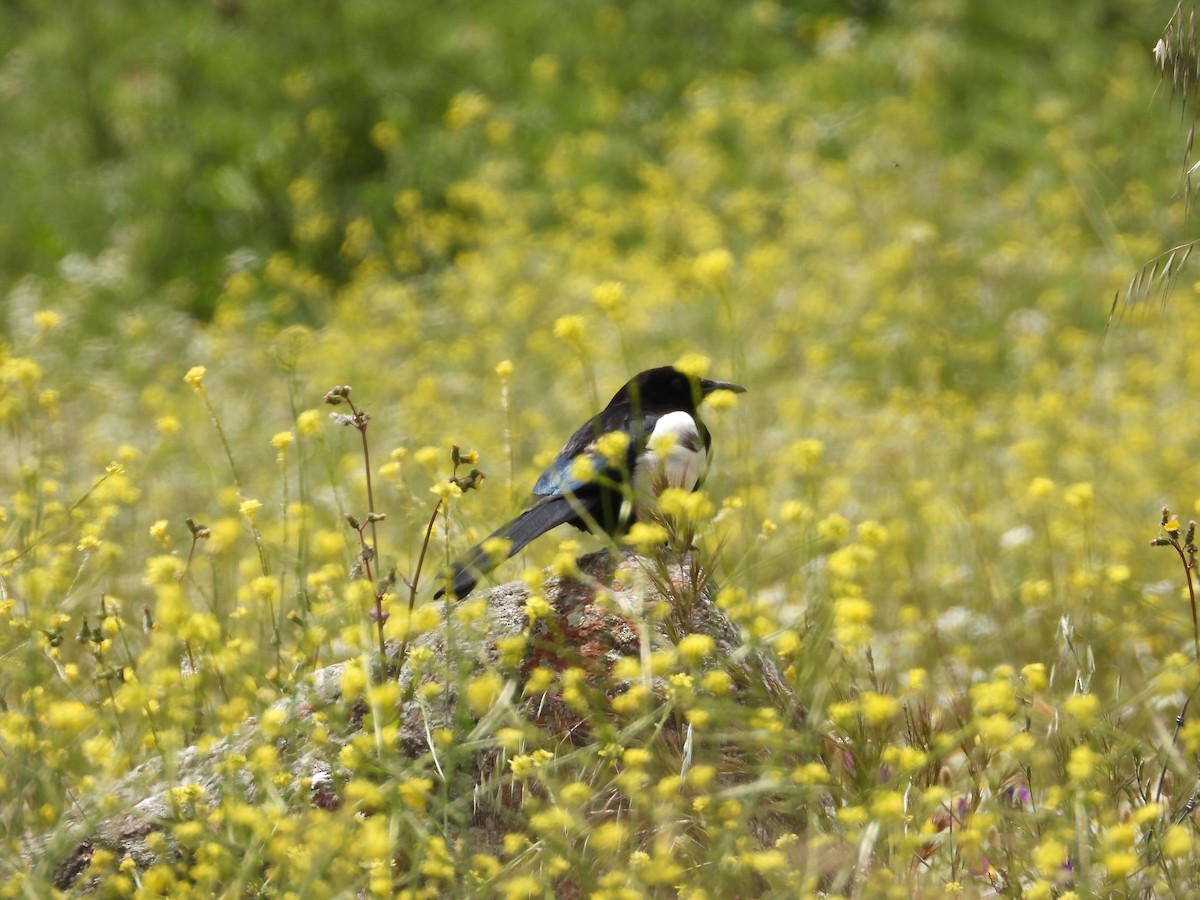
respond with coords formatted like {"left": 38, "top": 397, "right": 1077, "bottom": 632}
{"left": 435, "top": 366, "right": 745, "bottom": 600}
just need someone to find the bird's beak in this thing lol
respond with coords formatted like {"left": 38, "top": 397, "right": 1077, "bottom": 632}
{"left": 699, "top": 378, "right": 747, "bottom": 396}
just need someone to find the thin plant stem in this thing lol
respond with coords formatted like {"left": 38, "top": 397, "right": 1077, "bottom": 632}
{"left": 1152, "top": 510, "right": 1199, "bottom": 659}
{"left": 348, "top": 515, "right": 388, "bottom": 673}
{"left": 397, "top": 499, "right": 442, "bottom": 674}
{"left": 326, "top": 386, "right": 390, "bottom": 676}
{"left": 1156, "top": 692, "right": 1194, "bottom": 804}
{"left": 289, "top": 381, "right": 312, "bottom": 614}
{"left": 358, "top": 423, "right": 381, "bottom": 565}
{"left": 199, "top": 389, "right": 245, "bottom": 493}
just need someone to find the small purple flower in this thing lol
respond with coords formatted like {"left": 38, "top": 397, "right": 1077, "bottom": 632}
{"left": 1002, "top": 779, "right": 1031, "bottom": 807}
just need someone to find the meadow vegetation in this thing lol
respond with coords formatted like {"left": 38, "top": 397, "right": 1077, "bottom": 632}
{"left": 3, "top": 0, "right": 1200, "bottom": 895}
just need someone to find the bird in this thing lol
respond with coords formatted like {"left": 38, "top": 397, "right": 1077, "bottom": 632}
{"left": 434, "top": 366, "right": 745, "bottom": 600}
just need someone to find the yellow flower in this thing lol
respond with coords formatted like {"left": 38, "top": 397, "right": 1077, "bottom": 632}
{"left": 239, "top": 499, "right": 262, "bottom": 524}
{"left": 792, "top": 762, "right": 829, "bottom": 784}
{"left": 524, "top": 594, "right": 553, "bottom": 624}
{"left": 44, "top": 701, "right": 95, "bottom": 734}
{"left": 705, "top": 388, "right": 740, "bottom": 411}
{"left": 271, "top": 431, "right": 295, "bottom": 454}
{"left": 1102, "top": 851, "right": 1137, "bottom": 878}
{"left": 509, "top": 751, "right": 551, "bottom": 780}
{"left": 569, "top": 454, "right": 596, "bottom": 484}
{"left": 251, "top": 705, "right": 285, "bottom": 740}
{"left": 591, "top": 281, "right": 626, "bottom": 321}
{"left": 530, "top": 54, "right": 561, "bottom": 84}
{"left": 590, "top": 820, "right": 627, "bottom": 852}
{"left": 623, "top": 522, "right": 669, "bottom": 553}
{"left": 1133, "top": 802, "right": 1162, "bottom": 824}
{"left": 693, "top": 248, "right": 734, "bottom": 286}
{"left": 677, "top": 633, "right": 715, "bottom": 666}
{"left": 1103, "top": 823, "right": 1136, "bottom": 850}
{"left": 870, "top": 790, "right": 906, "bottom": 824}
{"left": 828, "top": 700, "right": 859, "bottom": 726}
{"left": 499, "top": 875, "right": 540, "bottom": 899}
{"left": 149, "top": 520, "right": 171, "bottom": 547}
{"left": 747, "top": 849, "right": 786, "bottom": 873}
{"left": 1106, "top": 564, "right": 1131, "bottom": 584}
{"left": 471, "top": 852, "right": 503, "bottom": 880}
{"left": 1063, "top": 481, "right": 1093, "bottom": 509}
{"left": 816, "top": 512, "right": 849, "bottom": 541}
{"left": 411, "top": 605, "right": 441, "bottom": 633}
{"left": 296, "top": 409, "right": 321, "bottom": 436}
{"left": 622, "top": 747, "right": 652, "bottom": 769}
{"left": 977, "top": 713, "right": 1015, "bottom": 744}
{"left": 833, "top": 595, "right": 874, "bottom": 647}
{"left": 340, "top": 663, "right": 367, "bottom": 703}
{"left": 1063, "top": 693, "right": 1100, "bottom": 727}
{"left": 144, "top": 554, "right": 184, "bottom": 585}
{"left": 1027, "top": 476, "right": 1055, "bottom": 499}
{"left": 774, "top": 629, "right": 801, "bottom": 656}
{"left": 287, "top": 176, "right": 318, "bottom": 207}
{"left": 860, "top": 691, "right": 899, "bottom": 725}
{"left": 786, "top": 438, "right": 825, "bottom": 475}
{"left": 466, "top": 671, "right": 506, "bottom": 716}
{"left": 250, "top": 575, "right": 281, "bottom": 606}
{"left": 38, "top": 389, "right": 59, "bottom": 414}
{"left": 883, "top": 745, "right": 927, "bottom": 772}
{"left": 398, "top": 777, "right": 433, "bottom": 812}
{"left": 595, "top": 431, "right": 630, "bottom": 466}
{"left": 445, "top": 90, "right": 492, "bottom": 129}
{"left": 480, "top": 536, "right": 513, "bottom": 564}
{"left": 685, "top": 708, "right": 710, "bottom": 728}
{"left": 553, "top": 314, "right": 586, "bottom": 347}
{"left": 370, "top": 121, "right": 400, "bottom": 151}
{"left": 701, "top": 670, "right": 732, "bottom": 695}
{"left": 430, "top": 480, "right": 463, "bottom": 502}
{"left": 139, "top": 865, "right": 175, "bottom": 894}
{"left": 856, "top": 520, "right": 889, "bottom": 546}
{"left": 833, "top": 595, "right": 874, "bottom": 625}
{"left": 970, "top": 678, "right": 1016, "bottom": 715}
{"left": 183, "top": 366, "right": 207, "bottom": 389}
{"left": 1067, "top": 744, "right": 1099, "bottom": 785}
{"left": 34, "top": 309, "right": 62, "bottom": 331}
{"left": 611, "top": 683, "right": 649, "bottom": 715}
{"left": 414, "top": 446, "right": 441, "bottom": 469}
{"left": 673, "top": 353, "right": 711, "bottom": 379}
{"left": 1021, "top": 663, "right": 1048, "bottom": 692}
{"left": 907, "top": 668, "right": 927, "bottom": 692}
{"left": 1033, "top": 838, "right": 1068, "bottom": 876}
{"left": 837, "top": 805, "right": 869, "bottom": 826}
{"left": 1162, "top": 824, "right": 1193, "bottom": 858}
{"left": 356, "top": 816, "right": 392, "bottom": 862}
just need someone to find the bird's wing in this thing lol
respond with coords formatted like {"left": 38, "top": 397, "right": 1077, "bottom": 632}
{"left": 531, "top": 406, "right": 639, "bottom": 498}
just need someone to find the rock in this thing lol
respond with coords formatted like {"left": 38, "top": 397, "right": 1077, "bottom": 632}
{"left": 46, "top": 550, "right": 799, "bottom": 889}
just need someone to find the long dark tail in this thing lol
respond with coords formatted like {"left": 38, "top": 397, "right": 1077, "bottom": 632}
{"left": 434, "top": 496, "right": 582, "bottom": 599}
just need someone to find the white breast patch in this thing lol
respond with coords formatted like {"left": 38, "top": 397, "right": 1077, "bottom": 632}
{"left": 634, "top": 410, "right": 708, "bottom": 497}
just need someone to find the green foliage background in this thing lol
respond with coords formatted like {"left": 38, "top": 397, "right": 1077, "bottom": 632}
{"left": 4, "top": 0, "right": 1200, "bottom": 895}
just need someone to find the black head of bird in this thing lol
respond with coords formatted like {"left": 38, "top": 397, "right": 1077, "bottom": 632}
{"left": 611, "top": 366, "right": 734, "bottom": 415}
{"left": 435, "top": 365, "right": 745, "bottom": 600}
